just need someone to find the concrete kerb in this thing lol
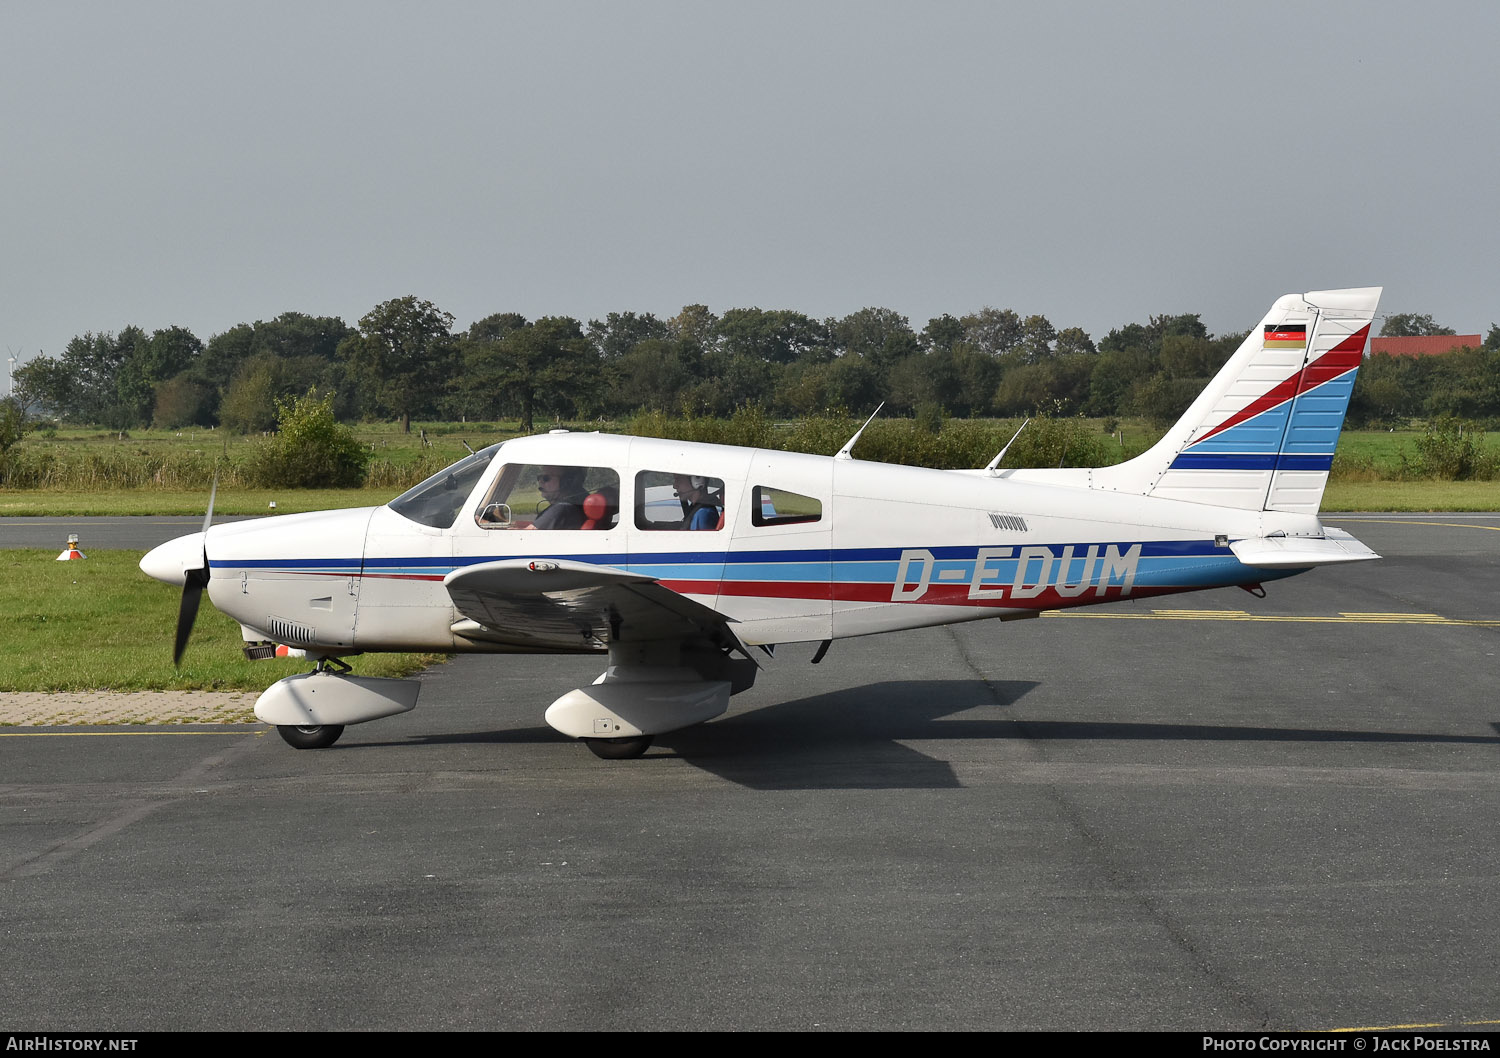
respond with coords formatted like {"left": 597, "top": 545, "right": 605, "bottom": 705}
{"left": 0, "top": 692, "right": 259, "bottom": 726}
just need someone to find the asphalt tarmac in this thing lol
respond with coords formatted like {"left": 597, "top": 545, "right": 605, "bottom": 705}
{"left": 0, "top": 515, "right": 257, "bottom": 551}
{"left": 1, "top": 514, "right": 1497, "bottom": 1030}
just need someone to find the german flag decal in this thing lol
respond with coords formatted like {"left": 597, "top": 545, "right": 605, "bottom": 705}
{"left": 1264, "top": 323, "right": 1307, "bottom": 349}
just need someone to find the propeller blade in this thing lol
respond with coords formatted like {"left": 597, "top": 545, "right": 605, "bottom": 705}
{"left": 174, "top": 481, "right": 218, "bottom": 667}
{"left": 173, "top": 561, "right": 209, "bottom": 666}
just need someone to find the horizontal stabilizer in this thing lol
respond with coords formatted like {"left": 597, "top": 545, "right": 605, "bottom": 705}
{"left": 1230, "top": 527, "right": 1379, "bottom": 568}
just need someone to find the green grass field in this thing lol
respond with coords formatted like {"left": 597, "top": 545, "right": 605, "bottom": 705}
{"left": 1321, "top": 480, "right": 1500, "bottom": 511}
{"left": 14, "top": 419, "right": 1494, "bottom": 469}
{"left": 4, "top": 423, "right": 1498, "bottom": 516}
{"left": 24, "top": 420, "right": 517, "bottom": 470}
{"left": 0, "top": 550, "right": 443, "bottom": 693}
{"left": 7, "top": 468, "right": 1500, "bottom": 516}
{"left": 0, "top": 488, "right": 398, "bottom": 516}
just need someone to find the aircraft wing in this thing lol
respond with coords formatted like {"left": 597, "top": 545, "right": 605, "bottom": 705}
{"left": 444, "top": 557, "right": 750, "bottom": 654}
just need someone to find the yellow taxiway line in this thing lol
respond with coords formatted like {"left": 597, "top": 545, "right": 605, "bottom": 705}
{"left": 1328, "top": 1017, "right": 1500, "bottom": 1032}
{"left": 1336, "top": 517, "right": 1500, "bottom": 532}
{"left": 1043, "top": 610, "right": 1500, "bottom": 626}
{"left": 0, "top": 729, "right": 263, "bottom": 737}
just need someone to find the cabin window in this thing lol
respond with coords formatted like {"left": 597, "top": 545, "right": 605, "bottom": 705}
{"left": 475, "top": 464, "right": 620, "bottom": 530}
{"left": 388, "top": 444, "right": 502, "bottom": 529}
{"left": 751, "top": 486, "right": 821, "bottom": 527}
{"left": 634, "top": 471, "right": 726, "bottom": 531}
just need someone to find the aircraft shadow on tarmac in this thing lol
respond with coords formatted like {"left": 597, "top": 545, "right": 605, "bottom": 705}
{"left": 341, "top": 679, "right": 1500, "bottom": 791}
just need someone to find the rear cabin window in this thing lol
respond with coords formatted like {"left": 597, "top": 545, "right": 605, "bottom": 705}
{"left": 634, "top": 471, "right": 726, "bottom": 531}
{"left": 752, "top": 486, "right": 821, "bottom": 527}
{"left": 475, "top": 463, "right": 620, "bottom": 530}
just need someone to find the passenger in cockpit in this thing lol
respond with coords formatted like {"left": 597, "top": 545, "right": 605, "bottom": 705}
{"left": 673, "top": 475, "right": 723, "bottom": 531}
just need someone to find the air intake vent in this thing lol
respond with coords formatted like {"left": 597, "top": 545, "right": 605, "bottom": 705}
{"left": 987, "top": 513, "right": 1028, "bottom": 532}
{"left": 266, "top": 616, "right": 315, "bottom": 645}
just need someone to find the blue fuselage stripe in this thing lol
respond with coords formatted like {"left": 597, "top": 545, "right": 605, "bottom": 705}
{"left": 214, "top": 538, "right": 1234, "bottom": 573}
{"left": 1168, "top": 452, "right": 1334, "bottom": 471}
{"left": 210, "top": 538, "right": 1286, "bottom": 592}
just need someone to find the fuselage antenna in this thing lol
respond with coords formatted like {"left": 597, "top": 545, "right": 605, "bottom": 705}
{"left": 835, "top": 402, "right": 885, "bottom": 461}
{"left": 984, "top": 418, "right": 1030, "bottom": 475}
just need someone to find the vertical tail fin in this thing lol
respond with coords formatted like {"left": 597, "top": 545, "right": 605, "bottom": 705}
{"left": 1091, "top": 286, "right": 1380, "bottom": 513}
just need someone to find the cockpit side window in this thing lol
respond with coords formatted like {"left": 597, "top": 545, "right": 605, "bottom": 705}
{"left": 634, "top": 471, "right": 726, "bottom": 531}
{"left": 475, "top": 463, "right": 620, "bottom": 530}
{"left": 751, "top": 486, "right": 821, "bottom": 527}
{"left": 387, "top": 444, "right": 502, "bottom": 529}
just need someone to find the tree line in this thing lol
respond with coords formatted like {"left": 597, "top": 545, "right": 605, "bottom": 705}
{"left": 12, "top": 299, "right": 1500, "bottom": 434}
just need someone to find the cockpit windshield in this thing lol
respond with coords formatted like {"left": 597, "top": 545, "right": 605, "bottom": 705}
{"left": 387, "top": 443, "right": 503, "bottom": 528}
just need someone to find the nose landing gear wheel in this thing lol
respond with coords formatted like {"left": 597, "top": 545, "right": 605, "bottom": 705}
{"left": 277, "top": 724, "right": 346, "bottom": 749}
{"left": 583, "top": 735, "right": 653, "bottom": 760}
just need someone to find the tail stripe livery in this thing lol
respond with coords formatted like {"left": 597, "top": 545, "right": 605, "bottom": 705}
{"left": 1275, "top": 326, "right": 1369, "bottom": 462}
{"left": 1090, "top": 286, "right": 1380, "bottom": 514}
{"left": 1168, "top": 323, "right": 1370, "bottom": 472}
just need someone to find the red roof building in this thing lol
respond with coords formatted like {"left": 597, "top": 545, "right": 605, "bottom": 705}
{"left": 1368, "top": 335, "right": 1482, "bottom": 358}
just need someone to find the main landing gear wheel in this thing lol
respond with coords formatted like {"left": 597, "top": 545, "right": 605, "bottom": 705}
{"left": 277, "top": 724, "right": 345, "bottom": 749}
{"left": 583, "top": 735, "right": 654, "bottom": 760}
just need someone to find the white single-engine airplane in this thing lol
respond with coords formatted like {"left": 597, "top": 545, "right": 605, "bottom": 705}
{"left": 142, "top": 287, "right": 1381, "bottom": 759}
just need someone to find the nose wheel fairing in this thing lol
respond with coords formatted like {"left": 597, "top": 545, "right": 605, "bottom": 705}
{"left": 253, "top": 670, "right": 421, "bottom": 728}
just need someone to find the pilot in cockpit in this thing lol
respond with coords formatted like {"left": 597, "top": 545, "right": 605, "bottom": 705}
{"left": 531, "top": 466, "right": 588, "bottom": 530}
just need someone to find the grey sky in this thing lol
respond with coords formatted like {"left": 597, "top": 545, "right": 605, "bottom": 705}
{"left": 3, "top": 1, "right": 1497, "bottom": 368}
